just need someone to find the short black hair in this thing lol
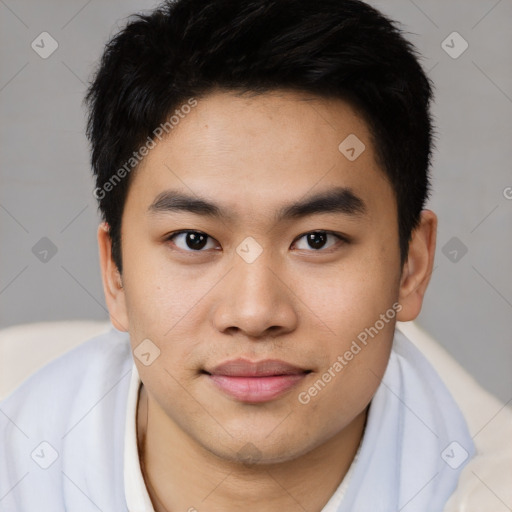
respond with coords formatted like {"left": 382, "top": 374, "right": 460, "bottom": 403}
{"left": 85, "top": 0, "right": 435, "bottom": 274}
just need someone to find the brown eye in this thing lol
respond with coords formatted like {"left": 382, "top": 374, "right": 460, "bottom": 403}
{"left": 167, "top": 231, "right": 218, "bottom": 251}
{"left": 293, "top": 231, "right": 348, "bottom": 251}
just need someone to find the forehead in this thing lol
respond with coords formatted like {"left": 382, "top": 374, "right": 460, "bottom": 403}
{"left": 125, "top": 89, "right": 395, "bottom": 226}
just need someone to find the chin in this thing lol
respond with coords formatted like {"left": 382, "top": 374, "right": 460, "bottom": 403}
{"left": 201, "top": 431, "right": 314, "bottom": 467}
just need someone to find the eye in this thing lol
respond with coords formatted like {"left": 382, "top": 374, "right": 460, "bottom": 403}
{"left": 165, "top": 230, "right": 219, "bottom": 252}
{"left": 293, "top": 231, "right": 348, "bottom": 251}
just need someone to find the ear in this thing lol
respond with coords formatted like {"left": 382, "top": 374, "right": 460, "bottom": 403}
{"left": 97, "top": 222, "right": 129, "bottom": 331}
{"left": 396, "top": 209, "right": 437, "bottom": 322}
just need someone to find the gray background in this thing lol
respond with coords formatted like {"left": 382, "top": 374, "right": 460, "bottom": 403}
{"left": 0, "top": 0, "right": 511, "bottom": 402}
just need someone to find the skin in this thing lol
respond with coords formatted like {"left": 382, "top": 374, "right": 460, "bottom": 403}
{"left": 98, "top": 89, "right": 437, "bottom": 512}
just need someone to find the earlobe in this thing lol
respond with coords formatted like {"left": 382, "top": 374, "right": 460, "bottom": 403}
{"left": 97, "top": 222, "right": 129, "bottom": 331}
{"left": 396, "top": 210, "right": 437, "bottom": 322}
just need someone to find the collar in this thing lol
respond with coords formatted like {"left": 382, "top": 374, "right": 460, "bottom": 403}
{"left": 124, "top": 362, "right": 155, "bottom": 512}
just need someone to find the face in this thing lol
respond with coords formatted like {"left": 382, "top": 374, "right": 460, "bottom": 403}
{"left": 110, "top": 89, "right": 406, "bottom": 463}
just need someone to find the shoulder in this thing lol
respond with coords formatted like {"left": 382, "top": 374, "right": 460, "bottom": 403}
{"left": 0, "top": 327, "right": 134, "bottom": 509}
{"left": 0, "top": 326, "right": 133, "bottom": 447}
{"left": 0, "top": 326, "right": 131, "bottom": 411}
{"left": 390, "top": 327, "right": 471, "bottom": 427}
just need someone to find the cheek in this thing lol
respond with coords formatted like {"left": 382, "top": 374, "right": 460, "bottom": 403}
{"left": 121, "top": 239, "right": 198, "bottom": 338}
{"left": 124, "top": 278, "right": 183, "bottom": 340}
{"left": 122, "top": 268, "right": 209, "bottom": 380}
{"left": 292, "top": 254, "right": 399, "bottom": 340}
{"left": 295, "top": 331, "right": 392, "bottom": 430}
{"left": 289, "top": 248, "right": 398, "bottom": 402}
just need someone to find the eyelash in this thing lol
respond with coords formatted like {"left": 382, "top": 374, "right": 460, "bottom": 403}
{"left": 163, "top": 230, "right": 350, "bottom": 253}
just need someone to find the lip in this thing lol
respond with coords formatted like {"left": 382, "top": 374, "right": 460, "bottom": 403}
{"left": 205, "top": 359, "right": 310, "bottom": 403}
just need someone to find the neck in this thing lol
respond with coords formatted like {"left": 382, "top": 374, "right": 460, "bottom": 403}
{"left": 137, "top": 384, "right": 366, "bottom": 512}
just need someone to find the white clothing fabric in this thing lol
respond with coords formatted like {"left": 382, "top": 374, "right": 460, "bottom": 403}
{"left": 0, "top": 326, "right": 474, "bottom": 511}
{"left": 123, "top": 363, "right": 154, "bottom": 511}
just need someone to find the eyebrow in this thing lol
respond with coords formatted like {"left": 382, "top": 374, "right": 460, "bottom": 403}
{"left": 148, "top": 186, "right": 367, "bottom": 222}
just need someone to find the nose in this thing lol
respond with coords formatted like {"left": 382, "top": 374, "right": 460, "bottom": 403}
{"left": 211, "top": 250, "right": 298, "bottom": 339}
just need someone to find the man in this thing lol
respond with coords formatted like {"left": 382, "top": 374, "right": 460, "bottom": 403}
{"left": 0, "top": 0, "right": 474, "bottom": 510}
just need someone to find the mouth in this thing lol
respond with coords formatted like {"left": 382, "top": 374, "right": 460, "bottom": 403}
{"left": 203, "top": 359, "right": 312, "bottom": 403}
